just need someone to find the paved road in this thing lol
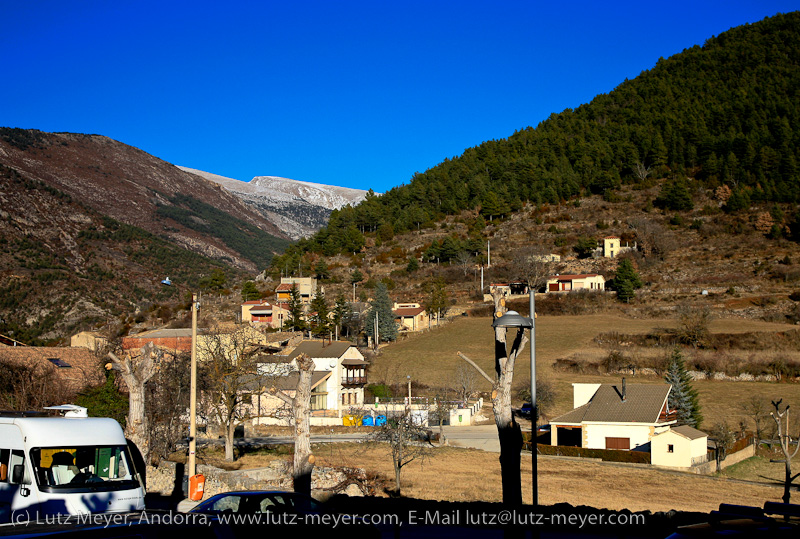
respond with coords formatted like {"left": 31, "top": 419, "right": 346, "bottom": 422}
{"left": 440, "top": 425, "right": 501, "bottom": 452}
{"left": 187, "top": 425, "right": 506, "bottom": 454}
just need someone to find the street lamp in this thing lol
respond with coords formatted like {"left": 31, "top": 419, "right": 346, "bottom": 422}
{"left": 491, "top": 289, "right": 537, "bottom": 506}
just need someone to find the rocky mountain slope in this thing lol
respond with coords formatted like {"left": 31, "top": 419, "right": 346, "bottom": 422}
{"left": 180, "top": 167, "right": 370, "bottom": 240}
{"left": 0, "top": 128, "right": 293, "bottom": 344}
{"left": 0, "top": 129, "right": 290, "bottom": 271}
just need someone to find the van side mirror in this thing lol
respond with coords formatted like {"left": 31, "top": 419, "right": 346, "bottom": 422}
{"left": 12, "top": 465, "right": 29, "bottom": 485}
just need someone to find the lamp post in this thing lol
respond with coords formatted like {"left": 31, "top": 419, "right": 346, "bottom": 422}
{"left": 491, "top": 288, "right": 537, "bottom": 506}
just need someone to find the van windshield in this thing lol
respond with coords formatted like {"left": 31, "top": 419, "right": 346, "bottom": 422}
{"left": 30, "top": 446, "right": 139, "bottom": 492}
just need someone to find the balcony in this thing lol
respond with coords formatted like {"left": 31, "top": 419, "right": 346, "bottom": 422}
{"left": 341, "top": 376, "right": 367, "bottom": 386}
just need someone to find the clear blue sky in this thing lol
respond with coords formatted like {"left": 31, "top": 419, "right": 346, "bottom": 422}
{"left": 2, "top": 1, "right": 798, "bottom": 192}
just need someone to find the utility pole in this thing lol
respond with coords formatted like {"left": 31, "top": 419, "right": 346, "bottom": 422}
{"left": 189, "top": 293, "right": 198, "bottom": 479}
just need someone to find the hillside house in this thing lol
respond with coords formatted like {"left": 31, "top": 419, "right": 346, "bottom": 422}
{"left": 275, "top": 277, "right": 318, "bottom": 305}
{"left": 240, "top": 300, "right": 290, "bottom": 328}
{"left": 650, "top": 425, "right": 709, "bottom": 468}
{"left": 70, "top": 331, "right": 107, "bottom": 352}
{"left": 549, "top": 381, "right": 675, "bottom": 450}
{"left": 603, "top": 236, "right": 636, "bottom": 258}
{"left": 392, "top": 303, "right": 430, "bottom": 332}
{"left": 546, "top": 274, "right": 606, "bottom": 293}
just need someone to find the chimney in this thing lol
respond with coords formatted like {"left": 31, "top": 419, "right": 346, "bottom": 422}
{"left": 622, "top": 377, "right": 627, "bottom": 402}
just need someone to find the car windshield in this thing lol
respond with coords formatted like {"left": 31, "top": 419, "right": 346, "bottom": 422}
{"left": 30, "top": 446, "right": 139, "bottom": 490}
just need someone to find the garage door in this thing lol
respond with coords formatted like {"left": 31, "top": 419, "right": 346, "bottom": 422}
{"left": 605, "top": 437, "right": 630, "bottom": 450}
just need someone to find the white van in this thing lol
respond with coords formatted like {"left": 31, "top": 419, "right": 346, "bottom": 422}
{"left": 0, "top": 405, "right": 145, "bottom": 523}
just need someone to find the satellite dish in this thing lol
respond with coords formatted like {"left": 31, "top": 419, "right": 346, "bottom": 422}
{"left": 329, "top": 360, "right": 336, "bottom": 369}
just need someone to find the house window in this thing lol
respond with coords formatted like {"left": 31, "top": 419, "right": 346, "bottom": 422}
{"left": 667, "top": 444, "right": 674, "bottom": 453}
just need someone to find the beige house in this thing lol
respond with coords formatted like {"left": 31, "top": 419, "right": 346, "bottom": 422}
{"left": 392, "top": 303, "right": 430, "bottom": 332}
{"left": 550, "top": 381, "right": 675, "bottom": 450}
{"left": 275, "top": 277, "right": 318, "bottom": 305}
{"left": 240, "top": 300, "right": 290, "bottom": 328}
{"left": 70, "top": 331, "right": 108, "bottom": 352}
{"left": 651, "top": 425, "right": 709, "bottom": 468}
{"left": 546, "top": 273, "right": 606, "bottom": 293}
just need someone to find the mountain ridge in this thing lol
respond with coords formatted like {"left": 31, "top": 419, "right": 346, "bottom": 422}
{"left": 179, "top": 166, "right": 370, "bottom": 240}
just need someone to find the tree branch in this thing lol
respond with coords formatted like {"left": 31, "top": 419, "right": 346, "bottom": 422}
{"left": 457, "top": 352, "right": 495, "bottom": 386}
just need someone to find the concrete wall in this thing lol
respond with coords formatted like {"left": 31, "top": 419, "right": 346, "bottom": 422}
{"left": 146, "top": 460, "right": 366, "bottom": 499}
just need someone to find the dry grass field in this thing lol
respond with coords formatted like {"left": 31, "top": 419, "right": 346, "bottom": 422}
{"left": 193, "top": 442, "right": 784, "bottom": 514}
{"left": 374, "top": 314, "right": 800, "bottom": 427}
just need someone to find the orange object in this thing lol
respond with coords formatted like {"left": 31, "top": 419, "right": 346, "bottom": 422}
{"left": 189, "top": 474, "right": 205, "bottom": 501}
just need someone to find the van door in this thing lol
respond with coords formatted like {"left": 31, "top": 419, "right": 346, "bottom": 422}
{"left": 0, "top": 427, "right": 38, "bottom": 524}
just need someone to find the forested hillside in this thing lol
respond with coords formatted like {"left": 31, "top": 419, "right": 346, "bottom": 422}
{"left": 274, "top": 12, "right": 800, "bottom": 268}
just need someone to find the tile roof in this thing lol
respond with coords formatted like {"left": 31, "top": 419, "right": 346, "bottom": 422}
{"left": 285, "top": 341, "right": 354, "bottom": 360}
{"left": 549, "top": 274, "right": 602, "bottom": 280}
{"left": 394, "top": 307, "right": 426, "bottom": 317}
{"left": 670, "top": 425, "right": 708, "bottom": 440}
{"left": 552, "top": 383, "right": 671, "bottom": 425}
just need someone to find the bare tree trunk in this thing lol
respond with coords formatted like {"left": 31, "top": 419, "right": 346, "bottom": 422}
{"left": 771, "top": 400, "right": 800, "bottom": 503}
{"left": 225, "top": 418, "right": 236, "bottom": 461}
{"left": 457, "top": 291, "right": 527, "bottom": 506}
{"left": 271, "top": 353, "right": 315, "bottom": 496}
{"left": 493, "top": 294, "right": 526, "bottom": 507}
{"left": 107, "top": 342, "right": 161, "bottom": 464}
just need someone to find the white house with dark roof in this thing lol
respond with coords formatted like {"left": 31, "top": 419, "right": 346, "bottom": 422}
{"left": 550, "top": 380, "right": 676, "bottom": 450}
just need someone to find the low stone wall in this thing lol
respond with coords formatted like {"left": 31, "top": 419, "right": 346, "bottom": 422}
{"left": 146, "top": 460, "right": 366, "bottom": 499}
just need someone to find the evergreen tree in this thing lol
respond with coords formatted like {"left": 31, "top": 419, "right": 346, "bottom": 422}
{"left": 365, "top": 283, "right": 398, "bottom": 343}
{"left": 309, "top": 289, "right": 330, "bottom": 337}
{"left": 241, "top": 281, "right": 259, "bottom": 302}
{"left": 423, "top": 277, "right": 449, "bottom": 326}
{"left": 285, "top": 284, "right": 306, "bottom": 332}
{"left": 664, "top": 348, "right": 703, "bottom": 428}
{"left": 611, "top": 259, "right": 643, "bottom": 302}
{"left": 332, "top": 294, "right": 351, "bottom": 339}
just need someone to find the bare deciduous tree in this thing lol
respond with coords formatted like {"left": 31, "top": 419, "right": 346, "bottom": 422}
{"left": 372, "top": 407, "right": 434, "bottom": 496}
{"left": 269, "top": 353, "right": 316, "bottom": 496}
{"left": 197, "top": 327, "right": 261, "bottom": 461}
{"left": 107, "top": 341, "right": 163, "bottom": 463}
{"left": 771, "top": 399, "right": 800, "bottom": 503}
{"left": 0, "top": 360, "right": 76, "bottom": 410}
{"left": 510, "top": 245, "right": 556, "bottom": 293}
{"left": 451, "top": 362, "right": 479, "bottom": 404}
{"left": 741, "top": 395, "right": 770, "bottom": 443}
{"left": 629, "top": 217, "right": 676, "bottom": 263}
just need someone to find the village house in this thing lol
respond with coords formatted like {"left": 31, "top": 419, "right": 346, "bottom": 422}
{"left": 251, "top": 340, "right": 367, "bottom": 425}
{"left": 275, "top": 277, "right": 318, "bottom": 305}
{"left": 392, "top": 302, "right": 430, "bottom": 332}
{"left": 240, "top": 299, "right": 290, "bottom": 328}
{"left": 602, "top": 236, "right": 636, "bottom": 258}
{"left": 546, "top": 273, "right": 606, "bottom": 293}
{"left": 70, "top": 331, "right": 108, "bottom": 352}
{"left": 650, "top": 425, "right": 710, "bottom": 469}
{"left": 549, "top": 380, "right": 676, "bottom": 450}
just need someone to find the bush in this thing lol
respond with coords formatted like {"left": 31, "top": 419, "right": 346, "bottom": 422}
{"left": 530, "top": 441, "right": 651, "bottom": 464}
